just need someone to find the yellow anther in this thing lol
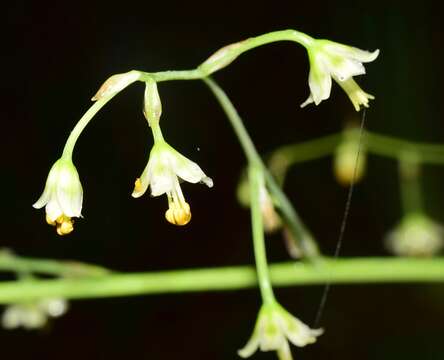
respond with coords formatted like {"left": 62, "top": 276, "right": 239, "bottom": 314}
{"left": 134, "top": 178, "right": 143, "bottom": 193}
{"left": 165, "top": 202, "right": 191, "bottom": 226}
{"left": 53, "top": 215, "right": 74, "bottom": 235}
{"left": 56, "top": 219, "right": 74, "bottom": 236}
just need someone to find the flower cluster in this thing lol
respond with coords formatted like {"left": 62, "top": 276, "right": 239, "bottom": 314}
{"left": 239, "top": 302, "right": 323, "bottom": 360}
{"left": 301, "top": 39, "right": 379, "bottom": 111}
{"left": 2, "top": 298, "right": 68, "bottom": 330}
{"left": 34, "top": 78, "right": 213, "bottom": 233}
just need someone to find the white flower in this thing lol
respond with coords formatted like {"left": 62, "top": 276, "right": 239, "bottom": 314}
{"left": 301, "top": 39, "right": 379, "bottom": 111}
{"left": 132, "top": 140, "right": 213, "bottom": 225}
{"left": 238, "top": 302, "right": 323, "bottom": 360}
{"left": 2, "top": 298, "right": 69, "bottom": 330}
{"left": 385, "top": 213, "right": 444, "bottom": 257}
{"left": 33, "top": 158, "right": 83, "bottom": 235}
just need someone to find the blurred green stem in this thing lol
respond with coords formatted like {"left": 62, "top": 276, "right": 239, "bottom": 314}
{"left": 398, "top": 152, "right": 424, "bottom": 214}
{"left": 203, "top": 77, "right": 320, "bottom": 259}
{"left": 0, "top": 250, "right": 110, "bottom": 277}
{"left": 0, "top": 257, "right": 442, "bottom": 304}
{"left": 249, "top": 164, "right": 276, "bottom": 304}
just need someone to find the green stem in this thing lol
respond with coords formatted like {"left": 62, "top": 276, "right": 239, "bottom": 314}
{"left": 249, "top": 165, "right": 276, "bottom": 304}
{"left": 60, "top": 29, "right": 314, "bottom": 160}
{"left": 0, "top": 258, "right": 442, "bottom": 304}
{"left": 204, "top": 77, "right": 320, "bottom": 259}
{"left": 398, "top": 153, "right": 424, "bottom": 214}
{"left": 61, "top": 97, "right": 114, "bottom": 159}
{"left": 0, "top": 251, "right": 110, "bottom": 277}
{"left": 364, "top": 132, "right": 444, "bottom": 164}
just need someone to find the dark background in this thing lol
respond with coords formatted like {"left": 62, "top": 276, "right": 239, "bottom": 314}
{"left": 3, "top": 1, "right": 444, "bottom": 359}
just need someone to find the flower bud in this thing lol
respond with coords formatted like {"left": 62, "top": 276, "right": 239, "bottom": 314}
{"left": 199, "top": 41, "right": 245, "bottom": 75}
{"left": 143, "top": 79, "right": 162, "bottom": 126}
{"left": 385, "top": 213, "right": 444, "bottom": 257}
{"left": 92, "top": 70, "right": 140, "bottom": 101}
{"left": 333, "top": 129, "right": 366, "bottom": 186}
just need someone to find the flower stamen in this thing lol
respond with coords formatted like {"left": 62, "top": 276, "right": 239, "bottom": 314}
{"left": 165, "top": 180, "right": 191, "bottom": 226}
{"left": 55, "top": 215, "right": 74, "bottom": 236}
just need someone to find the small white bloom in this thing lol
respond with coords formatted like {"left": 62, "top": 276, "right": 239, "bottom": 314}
{"left": 2, "top": 298, "right": 69, "bottom": 330}
{"left": 238, "top": 302, "right": 323, "bottom": 360}
{"left": 132, "top": 140, "right": 213, "bottom": 226}
{"left": 301, "top": 39, "right": 379, "bottom": 111}
{"left": 33, "top": 158, "right": 83, "bottom": 235}
{"left": 385, "top": 213, "right": 444, "bottom": 257}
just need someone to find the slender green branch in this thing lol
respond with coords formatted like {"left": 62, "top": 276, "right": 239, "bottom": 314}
{"left": 0, "top": 251, "right": 110, "bottom": 277}
{"left": 398, "top": 153, "right": 423, "bottom": 214}
{"left": 0, "top": 258, "right": 442, "bottom": 304}
{"left": 365, "top": 132, "right": 444, "bottom": 164}
{"left": 203, "top": 77, "right": 320, "bottom": 259}
{"left": 249, "top": 165, "right": 276, "bottom": 304}
{"left": 61, "top": 97, "right": 114, "bottom": 159}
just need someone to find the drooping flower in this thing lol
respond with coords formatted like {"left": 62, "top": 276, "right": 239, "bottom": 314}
{"left": 385, "top": 213, "right": 444, "bottom": 257}
{"left": 301, "top": 39, "right": 379, "bottom": 111}
{"left": 132, "top": 140, "right": 213, "bottom": 226}
{"left": 238, "top": 302, "right": 323, "bottom": 360}
{"left": 2, "top": 298, "right": 68, "bottom": 330}
{"left": 33, "top": 158, "right": 83, "bottom": 235}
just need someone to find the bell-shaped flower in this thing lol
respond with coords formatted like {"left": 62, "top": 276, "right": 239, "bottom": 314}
{"left": 238, "top": 302, "right": 323, "bottom": 360}
{"left": 301, "top": 39, "right": 379, "bottom": 111}
{"left": 132, "top": 140, "right": 213, "bottom": 226}
{"left": 2, "top": 298, "right": 69, "bottom": 330}
{"left": 33, "top": 158, "right": 83, "bottom": 235}
{"left": 385, "top": 213, "right": 444, "bottom": 257}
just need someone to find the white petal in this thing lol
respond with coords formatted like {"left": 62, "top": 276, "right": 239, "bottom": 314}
{"left": 323, "top": 41, "right": 380, "bottom": 63}
{"left": 167, "top": 146, "right": 213, "bottom": 187}
{"left": 300, "top": 94, "right": 314, "bottom": 108}
{"left": 57, "top": 183, "right": 83, "bottom": 218}
{"left": 307, "top": 53, "right": 332, "bottom": 105}
{"left": 283, "top": 316, "right": 323, "bottom": 347}
{"left": 45, "top": 199, "right": 63, "bottom": 222}
{"left": 149, "top": 167, "right": 175, "bottom": 196}
{"left": 2, "top": 305, "right": 22, "bottom": 329}
{"left": 238, "top": 332, "right": 260, "bottom": 358}
{"left": 132, "top": 164, "right": 151, "bottom": 198}
{"left": 33, "top": 161, "right": 61, "bottom": 209}
{"left": 33, "top": 187, "right": 51, "bottom": 209}
{"left": 328, "top": 58, "right": 366, "bottom": 81}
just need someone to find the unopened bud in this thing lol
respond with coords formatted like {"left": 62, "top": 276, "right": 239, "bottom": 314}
{"left": 333, "top": 129, "right": 366, "bottom": 186}
{"left": 143, "top": 79, "right": 162, "bottom": 126}
{"left": 92, "top": 70, "right": 140, "bottom": 101}
{"left": 199, "top": 41, "right": 245, "bottom": 75}
{"left": 385, "top": 213, "right": 444, "bottom": 257}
